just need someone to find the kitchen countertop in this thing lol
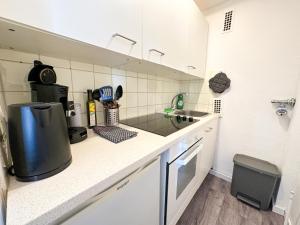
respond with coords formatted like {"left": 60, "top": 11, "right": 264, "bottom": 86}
{"left": 6, "top": 113, "right": 219, "bottom": 225}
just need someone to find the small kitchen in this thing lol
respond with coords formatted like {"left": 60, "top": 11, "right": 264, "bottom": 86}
{"left": 1, "top": 0, "right": 300, "bottom": 225}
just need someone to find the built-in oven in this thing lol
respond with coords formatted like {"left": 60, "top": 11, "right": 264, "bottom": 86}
{"left": 165, "top": 137, "right": 204, "bottom": 225}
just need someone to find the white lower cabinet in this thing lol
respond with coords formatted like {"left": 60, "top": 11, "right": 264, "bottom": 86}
{"left": 198, "top": 118, "right": 219, "bottom": 184}
{"left": 60, "top": 157, "right": 160, "bottom": 225}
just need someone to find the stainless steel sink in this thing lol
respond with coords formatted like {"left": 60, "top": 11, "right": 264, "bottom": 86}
{"left": 174, "top": 110, "right": 209, "bottom": 117}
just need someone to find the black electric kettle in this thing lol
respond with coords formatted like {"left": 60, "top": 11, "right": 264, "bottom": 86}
{"left": 8, "top": 102, "right": 72, "bottom": 181}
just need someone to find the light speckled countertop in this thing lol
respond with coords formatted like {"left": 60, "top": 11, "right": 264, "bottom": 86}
{"left": 6, "top": 114, "right": 219, "bottom": 225}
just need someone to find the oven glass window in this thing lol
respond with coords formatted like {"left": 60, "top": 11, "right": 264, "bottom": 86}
{"left": 176, "top": 155, "right": 197, "bottom": 198}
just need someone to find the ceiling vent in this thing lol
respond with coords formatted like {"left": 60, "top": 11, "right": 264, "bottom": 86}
{"left": 223, "top": 10, "right": 233, "bottom": 32}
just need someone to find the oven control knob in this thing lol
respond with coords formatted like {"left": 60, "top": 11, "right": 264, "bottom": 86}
{"left": 189, "top": 117, "right": 194, "bottom": 122}
{"left": 182, "top": 116, "right": 187, "bottom": 121}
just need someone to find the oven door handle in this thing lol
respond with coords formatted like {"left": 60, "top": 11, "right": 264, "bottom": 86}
{"left": 176, "top": 143, "right": 204, "bottom": 166}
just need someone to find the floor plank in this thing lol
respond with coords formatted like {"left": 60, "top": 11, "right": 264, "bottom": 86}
{"left": 176, "top": 174, "right": 284, "bottom": 225}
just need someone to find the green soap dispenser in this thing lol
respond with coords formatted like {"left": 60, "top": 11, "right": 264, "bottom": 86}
{"left": 176, "top": 94, "right": 184, "bottom": 109}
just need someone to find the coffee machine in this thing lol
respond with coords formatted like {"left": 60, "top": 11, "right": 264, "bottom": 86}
{"left": 28, "top": 60, "right": 87, "bottom": 144}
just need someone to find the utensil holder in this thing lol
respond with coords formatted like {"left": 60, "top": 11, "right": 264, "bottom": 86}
{"left": 104, "top": 107, "right": 119, "bottom": 126}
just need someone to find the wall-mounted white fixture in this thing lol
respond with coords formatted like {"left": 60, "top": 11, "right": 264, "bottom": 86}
{"left": 271, "top": 98, "right": 296, "bottom": 116}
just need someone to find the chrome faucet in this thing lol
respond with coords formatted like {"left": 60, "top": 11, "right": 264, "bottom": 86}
{"left": 171, "top": 92, "right": 187, "bottom": 110}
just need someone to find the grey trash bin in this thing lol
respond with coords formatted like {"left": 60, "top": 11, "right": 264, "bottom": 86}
{"left": 231, "top": 154, "right": 281, "bottom": 210}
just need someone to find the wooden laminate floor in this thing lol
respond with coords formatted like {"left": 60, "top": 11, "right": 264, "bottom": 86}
{"left": 176, "top": 174, "right": 284, "bottom": 225}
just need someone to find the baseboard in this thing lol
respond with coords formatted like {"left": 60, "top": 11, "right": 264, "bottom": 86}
{"left": 209, "top": 169, "right": 232, "bottom": 182}
{"left": 272, "top": 204, "right": 285, "bottom": 216}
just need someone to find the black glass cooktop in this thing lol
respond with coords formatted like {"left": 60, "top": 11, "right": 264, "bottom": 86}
{"left": 120, "top": 113, "right": 198, "bottom": 137}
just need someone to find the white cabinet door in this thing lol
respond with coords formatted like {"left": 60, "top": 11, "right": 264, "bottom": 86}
{"left": 162, "top": 0, "right": 189, "bottom": 73}
{"left": 199, "top": 118, "right": 219, "bottom": 181}
{"left": 51, "top": 0, "right": 142, "bottom": 59}
{"left": 0, "top": 0, "right": 55, "bottom": 31}
{"left": 142, "top": 0, "right": 168, "bottom": 64}
{"left": 0, "top": 0, "right": 142, "bottom": 59}
{"left": 186, "top": 1, "right": 209, "bottom": 78}
{"left": 142, "top": 0, "right": 189, "bottom": 71}
{"left": 61, "top": 158, "right": 160, "bottom": 225}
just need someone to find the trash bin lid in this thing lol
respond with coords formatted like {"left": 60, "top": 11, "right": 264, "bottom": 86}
{"left": 233, "top": 154, "right": 281, "bottom": 177}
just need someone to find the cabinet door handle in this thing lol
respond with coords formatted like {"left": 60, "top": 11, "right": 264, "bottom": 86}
{"left": 149, "top": 49, "right": 165, "bottom": 56}
{"left": 187, "top": 65, "right": 196, "bottom": 69}
{"left": 112, "top": 33, "right": 137, "bottom": 45}
{"left": 177, "top": 144, "right": 203, "bottom": 166}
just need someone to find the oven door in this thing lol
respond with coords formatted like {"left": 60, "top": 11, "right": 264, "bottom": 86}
{"left": 166, "top": 139, "right": 203, "bottom": 225}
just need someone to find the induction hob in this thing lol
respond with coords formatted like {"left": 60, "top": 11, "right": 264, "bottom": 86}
{"left": 120, "top": 113, "right": 199, "bottom": 137}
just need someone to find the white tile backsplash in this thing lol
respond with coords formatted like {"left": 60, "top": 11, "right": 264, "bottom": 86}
{"left": 119, "top": 108, "right": 127, "bottom": 120}
{"left": 0, "top": 61, "right": 32, "bottom": 91}
{"left": 55, "top": 68, "right": 73, "bottom": 91}
{"left": 0, "top": 49, "right": 212, "bottom": 124}
{"left": 138, "top": 106, "right": 148, "bottom": 116}
{"left": 138, "top": 78, "right": 148, "bottom": 92}
{"left": 40, "top": 55, "right": 70, "bottom": 68}
{"left": 147, "top": 105, "right": 156, "bottom": 114}
{"left": 71, "top": 61, "right": 93, "bottom": 71}
{"left": 0, "top": 49, "right": 37, "bottom": 63}
{"left": 112, "top": 68, "right": 126, "bottom": 76}
{"left": 147, "top": 93, "right": 155, "bottom": 105}
{"left": 127, "top": 107, "right": 138, "bottom": 118}
{"left": 71, "top": 70, "right": 94, "bottom": 92}
{"left": 138, "top": 73, "right": 148, "bottom": 79}
{"left": 147, "top": 79, "right": 156, "bottom": 93}
{"left": 138, "top": 93, "right": 148, "bottom": 106}
{"left": 94, "top": 65, "right": 111, "bottom": 74}
{"left": 126, "top": 77, "right": 137, "bottom": 92}
{"left": 126, "top": 71, "right": 138, "bottom": 78}
{"left": 94, "top": 73, "right": 112, "bottom": 88}
{"left": 126, "top": 93, "right": 138, "bottom": 108}
{"left": 4, "top": 92, "right": 30, "bottom": 105}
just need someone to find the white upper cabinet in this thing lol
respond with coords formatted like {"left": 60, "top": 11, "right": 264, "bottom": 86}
{"left": 186, "top": 1, "right": 209, "bottom": 78}
{"left": 0, "top": 0, "right": 143, "bottom": 59}
{"left": 142, "top": 0, "right": 208, "bottom": 77}
{"left": 162, "top": 0, "right": 189, "bottom": 73}
{"left": 50, "top": 0, "right": 142, "bottom": 59}
{"left": 142, "top": 0, "right": 168, "bottom": 64}
{"left": 0, "top": 0, "right": 208, "bottom": 78}
{"left": 142, "top": 0, "right": 188, "bottom": 72}
{"left": 0, "top": 0, "right": 55, "bottom": 30}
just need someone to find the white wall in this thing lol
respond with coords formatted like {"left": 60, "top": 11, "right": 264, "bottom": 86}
{"left": 289, "top": 175, "right": 300, "bottom": 225}
{"left": 205, "top": 0, "right": 300, "bottom": 212}
{"left": 278, "top": 77, "right": 300, "bottom": 223}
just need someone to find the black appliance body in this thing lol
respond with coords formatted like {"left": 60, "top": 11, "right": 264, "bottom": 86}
{"left": 30, "top": 83, "right": 69, "bottom": 112}
{"left": 120, "top": 113, "right": 199, "bottom": 137}
{"left": 28, "top": 60, "right": 57, "bottom": 84}
{"left": 30, "top": 83, "right": 87, "bottom": 144}
{"left": 8, "top": 103, "right": 72, "bottom": 182}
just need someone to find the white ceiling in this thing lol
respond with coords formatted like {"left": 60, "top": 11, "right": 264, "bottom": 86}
{"left": 194, "top": 0, "right": 228, "bottom": 11}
